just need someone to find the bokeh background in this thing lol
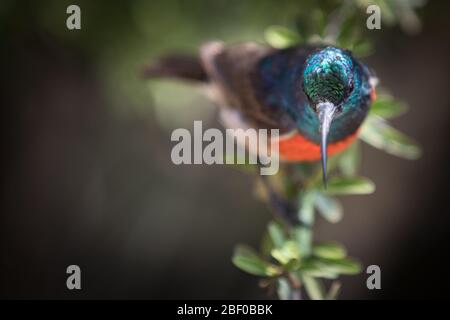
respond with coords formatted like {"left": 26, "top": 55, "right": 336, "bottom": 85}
{"left": 1, "top": 0, "right": 449, "bottom": 299}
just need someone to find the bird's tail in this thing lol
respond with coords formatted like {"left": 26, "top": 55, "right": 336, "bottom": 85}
{"left": 142, "top": 54, "right": 208, "bottom": 82}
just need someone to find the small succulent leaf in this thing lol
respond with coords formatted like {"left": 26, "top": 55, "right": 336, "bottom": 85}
{"left": 369, "top": 94, "right": 408, "bottom": 119}
{"left": 313, "top": 192, "right": 343, "bottom": 223}
{"left": 268, "top": 221, "right": 286, "bottom": 249}
{"left": 299, "top": 259, "right": 339, "bottom": 279}
{"left": 294, "top": 191, "right": 315, "bottom": 257}
{"left": 313, "top": 242, "right": 347, "bottom": 260}
{"left": 360, "top": 116, "right": 422, "bottom": 159}
{"left": 259, "top": 230, "right": 274, "bottom": 258}
{"left": 232, "top": 245, "right": 280, "bottom": 277}
{"left": 315, "top": 257, "right": 362, "bottom": 275}
{"left": 265, "top": 25, "right": 302, "bottom": 48}
{"left": 270, "top": 241, "right": 300, "bottom": 265}
{"left": 324, "top": 176, "right": 376, "bottom": 195}
{"left": 326, "top": 281, "right": 342, "bottom": 300}
{"left": 302, "top": 275, "right": 325, "bottom": 300}
{"left": 338, "top": 140, "right": 361, "bottom": 177}
{"left": 277, "top": 277, "right": 291, "bottom": 300}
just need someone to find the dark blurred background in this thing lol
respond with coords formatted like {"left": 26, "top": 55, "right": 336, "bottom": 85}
{"left": 1, "top": 0, "right": 449, "bottom": 299}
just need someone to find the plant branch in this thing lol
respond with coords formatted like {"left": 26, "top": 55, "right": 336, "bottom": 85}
{"left": 259, "top": 174, "right": 300, "bottom": 227}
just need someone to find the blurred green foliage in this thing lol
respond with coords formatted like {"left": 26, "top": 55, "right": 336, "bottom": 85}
{"left": 231, "top": 0, "right": 423, "bottom": 300}
{"left": 1, "top": 0, "right": 424, "bottom": 300}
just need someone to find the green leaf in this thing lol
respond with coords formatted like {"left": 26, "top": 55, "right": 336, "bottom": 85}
{"left": 264, "top": 25, "right": 302, "bottom": 49}
{"left": 352, "top": 40, "right": 374, "bottom": 57}
{"left": 271, "top": 240, "right": 300, "bottom": 265}
{"left": 324, "top": 176, "right": 376, "bottom": 195}
{"left": 277, "top": 277, "right": 291, "bottom": 300}
{"left": 360, "top": 116, "right": 422, "bottom": 160}
{"left": 326, "top": 281, "right": 341, "bottom": 300}
{"left": 313, "top": 192, "right": 343, "bottom": 223}
{"left": 369, "top": 94, "right": 408, "bottom": 119}
{"left": 232, "top": 245, "right": 280, "bottom": 277}
{"left": 338, "top": 140, "right": 361, "bottom": 177}
{"left": 313, "top": 242, "right": 347, "bottom": 260}
{"left": 310, "top": 9, "right": 326, "bottom": 37}
{"left": 299, "top": 259, "right": 338, "bottom": 279}
{"left": 268, "top": 221, "right": 286, "bottom": 249}
{"left": 394, "top": 0, "right": 422, "bottom": 34}
{"left": 335, "top": 9, "right": 358, "bottom": 48}
{"left": 259, "top": 230, "right": 273, "bottom": 258}
{"left": 294, "top": 191, "right": 316, "bottom": 257}
{"left": 302, "top": 275, "right": 325, "bottom": 300}
{"left": 316, "top": 257, "right": 362, "bottom": 275}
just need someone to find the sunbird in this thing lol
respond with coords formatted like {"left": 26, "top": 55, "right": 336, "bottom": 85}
{"left": 144, "top": 41, "right": 377, "bottom": 186}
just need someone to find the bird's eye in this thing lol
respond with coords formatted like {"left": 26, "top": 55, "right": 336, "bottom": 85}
{"left": 346, "top": 80, "right": 354, "bottom": 96}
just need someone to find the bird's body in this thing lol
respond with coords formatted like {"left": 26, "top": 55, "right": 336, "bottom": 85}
{"left": 145, "top": 41, "right": 376, "bottom": 170}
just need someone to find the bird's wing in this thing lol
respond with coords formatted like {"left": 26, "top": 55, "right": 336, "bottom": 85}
{"left": 199, "top": 41, "right": 297, "bottom": 134}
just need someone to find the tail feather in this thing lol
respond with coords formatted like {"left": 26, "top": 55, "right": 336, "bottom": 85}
{"left": 142, "top": 54, "right": 208, "bottom": 82}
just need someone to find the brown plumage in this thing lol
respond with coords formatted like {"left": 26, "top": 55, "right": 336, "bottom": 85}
{"left": 143, "top": 41, "right": 374, "bottom": 165}
{"left": 143, "top": 41, "right": 298, "bottom": 134}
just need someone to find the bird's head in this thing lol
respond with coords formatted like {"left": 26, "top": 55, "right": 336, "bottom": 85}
{"left": 302, "top": 46, "right": 358, "bottom": 187}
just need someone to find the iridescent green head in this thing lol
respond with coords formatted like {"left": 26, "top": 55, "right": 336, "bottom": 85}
{"left": 302, "top": 46, "right": 354, "bottom": 109}
{"left": 257, "top": 45, "right": 373, "bottom": 186}
{"left": 301, "top": 47, "right": 363, "bottom": 187}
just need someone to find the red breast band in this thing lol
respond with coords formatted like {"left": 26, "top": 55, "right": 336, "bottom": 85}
{"left": 274, "top": 87, "right": 375, "bottom": 162}
{"left": 276, "top": 130, "right": 359, "bottom": 162}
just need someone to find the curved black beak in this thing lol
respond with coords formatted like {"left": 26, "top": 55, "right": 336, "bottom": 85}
{"left": 317, "top": 102, "right": 336, "bottom": 189}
